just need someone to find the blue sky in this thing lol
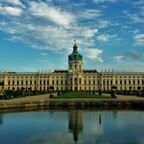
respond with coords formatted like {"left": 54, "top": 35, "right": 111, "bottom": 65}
{"left": 0, "top": 0, "right": 144, "bottom": 72}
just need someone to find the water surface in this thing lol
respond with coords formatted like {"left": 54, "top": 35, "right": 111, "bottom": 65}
{"left": 0, "top": 109, "right": 144, "bottom": 144}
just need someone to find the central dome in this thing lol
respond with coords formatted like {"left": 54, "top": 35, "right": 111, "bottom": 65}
{"left": 68, "top": 44, "right": 83, "bottom": 61}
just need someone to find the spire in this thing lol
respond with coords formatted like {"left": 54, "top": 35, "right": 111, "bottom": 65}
{"left": 73, "top": 40, "right": 78, "bottom": 53}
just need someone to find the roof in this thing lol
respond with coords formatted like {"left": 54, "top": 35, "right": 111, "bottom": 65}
{"left": 83, "top": 70, "right": 98, "bottom": 73}
{"left": 53, "top": 70, "right": 68, "bottom": 73}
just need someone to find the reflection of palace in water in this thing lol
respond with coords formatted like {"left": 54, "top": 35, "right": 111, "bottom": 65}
{"left": 68, "top": 110, "right": 83, "bottom": 143}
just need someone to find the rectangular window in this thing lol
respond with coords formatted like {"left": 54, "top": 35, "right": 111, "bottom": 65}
{"left": 89, "top": 80, "right": 91, "bottom": 85}
{"left": 79, "top": 78, "right": 81, "bottom": 84}
{"left": 65, "top": 80, "right": 67, "bottom": 85}
{"left": 116, "top": 80, "right": 117, "bottom": 85}
{"left": 21, "top": 80, "right": 23, "bottom": 85}
{"left": 56, "top": 80, "right": 58, "bottom": 85}
{"left": 111, "top": 80, "right": 112, "bottom": 85}
{"left": 138, "top": 80, "right": 140, "bottom": 85}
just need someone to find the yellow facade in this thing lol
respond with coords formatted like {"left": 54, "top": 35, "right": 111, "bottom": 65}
{"left": 0, "top": 44, "right": 144, "bottom": 92}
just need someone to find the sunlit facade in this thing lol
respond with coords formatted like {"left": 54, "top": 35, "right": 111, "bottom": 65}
{"left": 0, "top": 44, "right": 144, "bottom": 92}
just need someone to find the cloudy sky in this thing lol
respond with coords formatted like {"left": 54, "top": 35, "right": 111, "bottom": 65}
{"left": 0, "top": 0, "right": 144, "bottom": 72}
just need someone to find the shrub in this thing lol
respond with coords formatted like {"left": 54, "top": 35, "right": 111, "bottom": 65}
{"left": 57, "top": 91, "right": 61, "bottom": 96}
{"left": 49, "top": 94, "right": 54, "bottom": 98}
{"left": 99, "top": 90, "right": 102, "bottom": 95}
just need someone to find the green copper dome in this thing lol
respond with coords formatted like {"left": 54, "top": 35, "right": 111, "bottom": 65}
{"left": 68, "top": 44, "right": 83, "bottom": 61}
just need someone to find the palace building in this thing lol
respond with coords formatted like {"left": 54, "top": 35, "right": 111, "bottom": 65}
{"left": 0, "top": 43, "right": 144, "bottom": 92}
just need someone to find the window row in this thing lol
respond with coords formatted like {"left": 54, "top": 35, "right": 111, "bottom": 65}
{"left": 7, "top": 86, "right": 49, "bottom": 91}
{"left": 7, "top": 80, "right": 50, "bottom": 85}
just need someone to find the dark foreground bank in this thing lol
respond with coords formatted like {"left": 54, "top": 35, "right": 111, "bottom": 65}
{"left": 0, "top": 99, "right": 144, "bottom": 110}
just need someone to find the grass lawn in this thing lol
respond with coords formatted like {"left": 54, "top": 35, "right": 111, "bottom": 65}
{"left": 54, "top": 91, "right": 110, "bottom": 99}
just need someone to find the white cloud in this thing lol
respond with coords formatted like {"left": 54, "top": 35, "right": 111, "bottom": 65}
{"left": 97, "top": 34, "right": 117, "bottom": 42}
{"left": 79, "top": 28, "right": 98, "bottom": 38}
{"left": 129, "top": 29, "right": 140, "bottom": 34}
{"left": 97, "top": 61, "right": 144, "bottom": 72}
{"left": 40, "top": 53, "right": 48, "bottom": 56}
{"left": 83, "top": 48, "right": 103, "bottom": 62}
{"left": 2, "top": 0, "right": 24, "bottom": 7}
{"left": 93, "top": 0, "right": 118, "bottom": 3}
{"left": 134, "top": 34, "right": 144, "bottom": 46}
{"left": 0, "top": 6, "right": 23, "bottom": 16}
{"left": 37, "top": 60, "right": 49, "bottom": 62}
{"left": 0, "top": 1, "right": 101, "bottom": 53}
{"left": 98, "top": 20, "right": 110, "bottom": 28}
{"left": 79, "top": 9, "right": 102, "bottom": 19}
{"left": 21, "top": 67, "right": 38, "bottom": 72}
{"left": 140, "top": 7, "right": 144, "bottom": 16}
{"left": 29, "top": 1, "right": 74, "bottom": 27}
{"left": 126, "top": 13, "right": 144, "bottom": 23}
{"left": 114, "top": 61, "right": 144, "bottom": 72}
{"left": 110, "top": 56, "right": 125, "bottom": 62}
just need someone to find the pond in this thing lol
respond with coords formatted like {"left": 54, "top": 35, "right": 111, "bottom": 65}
{"left": 0, "top": 109, "right": 144, "bottom": 144}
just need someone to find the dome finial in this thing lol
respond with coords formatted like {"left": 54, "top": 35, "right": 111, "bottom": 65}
{"left": 73, "top": 40, "right": 76, "bottom": 45}
{"left": 73, "top": 40, "right": 78, "bottom": 53}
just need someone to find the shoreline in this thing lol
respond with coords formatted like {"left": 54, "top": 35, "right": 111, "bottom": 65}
{"left": 0, "top": 94, "right": 144, "bottom": 110}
